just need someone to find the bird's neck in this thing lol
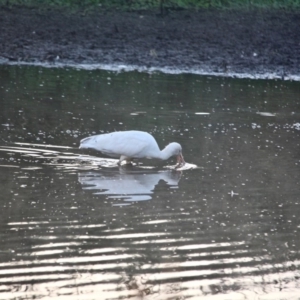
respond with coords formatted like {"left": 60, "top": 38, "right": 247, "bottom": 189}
{"left": 158, "top": 147, "right": 173, "bottom": 160}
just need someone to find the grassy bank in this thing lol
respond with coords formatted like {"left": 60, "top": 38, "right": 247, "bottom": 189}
{"left": 1, "top": 0, "right": 300, "bottom": 10}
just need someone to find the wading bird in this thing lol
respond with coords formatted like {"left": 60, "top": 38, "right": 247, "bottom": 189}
{"left": 79, "top": 130, "right": 185, "bottom": 167}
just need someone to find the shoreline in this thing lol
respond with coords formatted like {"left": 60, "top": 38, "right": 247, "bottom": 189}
{"left": 1, "top": 6, "right": 299, "bottom": 80}
{"left": 2, "top": 60, "right": 300, "bottom": 81}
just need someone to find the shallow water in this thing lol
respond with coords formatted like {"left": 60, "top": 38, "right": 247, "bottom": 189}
{"left": 0, "top": 65, "right": 300, "bottom": 299}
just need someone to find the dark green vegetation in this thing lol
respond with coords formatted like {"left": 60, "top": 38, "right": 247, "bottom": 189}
{"left": 1, "top": 0, "right": 300, "bottom": 10}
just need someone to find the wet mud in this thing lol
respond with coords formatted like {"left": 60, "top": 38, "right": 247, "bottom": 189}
{"left": 0, "top": 6, "right": 299, "bottom": 77}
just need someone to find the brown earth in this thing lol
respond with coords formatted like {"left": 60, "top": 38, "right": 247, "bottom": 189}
{"left": 0, "top": 6, "right": 299, "bottom": 77}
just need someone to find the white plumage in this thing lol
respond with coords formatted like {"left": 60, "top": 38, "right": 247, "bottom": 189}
{"left": 79, "top": 130, "right": 185, "bottom": 167}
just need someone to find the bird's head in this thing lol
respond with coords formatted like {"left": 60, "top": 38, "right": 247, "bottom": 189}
{"left": 165, "top": 142, "right": 185, "bottom": 167}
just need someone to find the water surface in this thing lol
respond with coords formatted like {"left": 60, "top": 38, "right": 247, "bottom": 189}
{"left": 0, "top": 66, "right": 300, "bottom": 299}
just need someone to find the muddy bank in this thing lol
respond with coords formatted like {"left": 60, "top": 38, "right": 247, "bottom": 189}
{"left": 0, "top": 6, "right": 299, "bottom": 77}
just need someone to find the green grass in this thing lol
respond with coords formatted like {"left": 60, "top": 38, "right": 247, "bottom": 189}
{"left": 1, "top": 0, "right": 300, "bottom": 10}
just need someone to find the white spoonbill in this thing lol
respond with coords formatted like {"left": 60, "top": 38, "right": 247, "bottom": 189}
{"left": 79, "top": 130, "right": 185, "bottom": 167}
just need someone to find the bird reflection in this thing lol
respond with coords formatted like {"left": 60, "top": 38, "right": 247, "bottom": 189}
{"left": 78, "top": 167, "right": 181, "bottom": 204}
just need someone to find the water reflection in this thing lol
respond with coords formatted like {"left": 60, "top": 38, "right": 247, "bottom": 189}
{"left": 79, "top": 169, "right": 181, "bottom": 203}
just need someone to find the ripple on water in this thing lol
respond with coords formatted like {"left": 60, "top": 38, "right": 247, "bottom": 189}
{"left": 1, "top": 71, "right": 300, "bottom": 299}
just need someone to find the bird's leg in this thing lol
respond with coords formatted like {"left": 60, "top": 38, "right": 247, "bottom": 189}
{"left": 119, "top": 155, "right": 133, "bottom": 166}
{"left": 118, "top": 155, "right": 126, "bottom": 166}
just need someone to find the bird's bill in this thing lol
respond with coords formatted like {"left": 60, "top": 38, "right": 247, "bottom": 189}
{"left": 176, "top": 153, "right": 185, "bottom": 166}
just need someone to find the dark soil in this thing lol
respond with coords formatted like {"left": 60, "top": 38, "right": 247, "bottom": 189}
{"left": 0, "top": 6, "right": 299, "bottom": 77}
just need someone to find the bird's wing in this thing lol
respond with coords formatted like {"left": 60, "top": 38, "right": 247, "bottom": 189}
{"left": 92, "top": 131, "right": 158, "bottom": 159}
